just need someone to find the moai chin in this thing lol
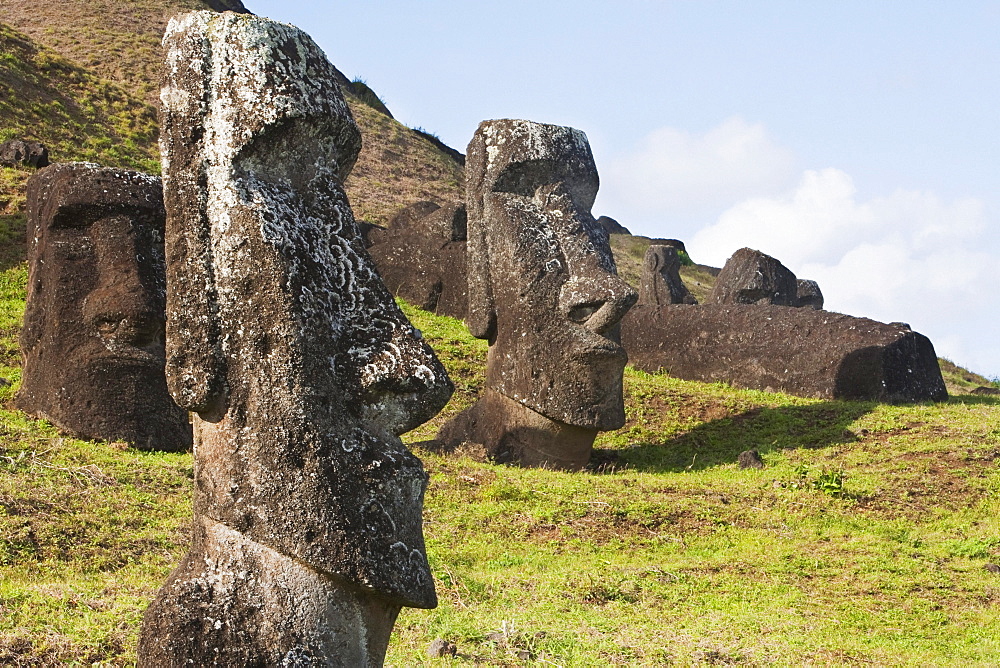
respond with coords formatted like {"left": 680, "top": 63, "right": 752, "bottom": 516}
{"left": 16, "top": 162, "right": 191, "bottom": 452}
{"left": 436, "top": 119, "right": 637, "bottom": 470}
{"left": 138, "top": 12, "right": 453, "bottom": 666}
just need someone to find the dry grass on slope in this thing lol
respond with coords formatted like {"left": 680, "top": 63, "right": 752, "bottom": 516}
{"left": 0, "top": 23, "right": 159, "bottom": 213}
{"left": 0, "top": 0, "right": 465, "bottom": 226}
{"left": 345, "top": 100, "right": 464, "bottom": 225}
{"left": 0, "top": 0, "right": 210, "bottom": 107}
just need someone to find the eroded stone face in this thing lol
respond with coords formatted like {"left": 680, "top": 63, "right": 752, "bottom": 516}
{"left": 16, "top": 162, "right": 191, "bottom": 452}
{"left": 139, "top": 12, "right": 452, "bottom": 665}
{"left": 435, "top": 120, "right": 635, "bottom": 469}
{"left": 638, "top": 244, "right": 697, "bottom": 306}
{"left": 465, "top": 120, "right": 636, "bottom": 430}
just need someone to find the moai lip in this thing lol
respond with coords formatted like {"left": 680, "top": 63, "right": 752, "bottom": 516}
{"left": 436, "top": 119, "right": 637, "bottom": 470}
{"left": 139, "top": 12, "right": 452, "bottom": 666}
{"left": 16, "top": 162, "right": 191, "bottom": 453}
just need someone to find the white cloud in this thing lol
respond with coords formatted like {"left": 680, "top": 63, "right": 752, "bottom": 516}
{"left": 689, "top": 168, "right": 999, "bottom": 377}
{"left": 596, "top": 117, "right": 796, "bottom": 235}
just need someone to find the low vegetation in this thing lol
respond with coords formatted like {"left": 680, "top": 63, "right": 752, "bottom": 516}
{"left": 1, "top": 251, "right": 999, "bottom": 664}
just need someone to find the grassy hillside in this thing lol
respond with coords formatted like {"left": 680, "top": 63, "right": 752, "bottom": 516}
{"left": 0, "top": 1, "right": 464, "bottom": 227}
{"left": 0, "top": 23, "right": 160, "bottom": 213}
{"left": 2, "top": 245, "right": 1000, "bottom": 663}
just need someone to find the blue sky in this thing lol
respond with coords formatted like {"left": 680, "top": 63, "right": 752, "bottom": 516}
{"left": 246, "top": 1, "right": 1000, "bottom": 379}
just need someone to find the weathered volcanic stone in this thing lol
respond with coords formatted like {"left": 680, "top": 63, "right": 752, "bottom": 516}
{"left": 638, "top": 244, "right": 697, "bottom": 306}
{"left": 0, "top": 138, "right": 49, "bottom": 168}
{"left": 15, "top": 162, "right": 190, "bottom": 452}
{"left": 621, "top": 304, "right": 947, "bottom": 403}
{"left": 596, "top": 215, "right": 630, "bottom": 235}
{"left": 368, "top": 201, "right": 468, "bottom": 318}
{"left": 139, "top": 12, "right": 453, "bottom": 666}
{"left": 710, "top": 247, "right": 798, "bottom": 306}
{"left": 435, "top": 119, "right": 637, "bottom": 470}
{"left": 796, "top": 279, "right": 824, "bottom": 309}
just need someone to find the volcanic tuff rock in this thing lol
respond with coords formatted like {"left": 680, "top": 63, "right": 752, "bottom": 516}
{"left": 796, "top": 279, "right": 824, "bottom": 310}
{"left": 0, "top": 139, "right": 48, "bottom": 168}
{"left": 638, "top": 244, "right": 697, "bottom": 306}
{"left": 436, "top": 119, "right": 636, "bottom": 470}
{"left": 621, "top": 304, "right": 947, "bottom": 403}
{"left": 710, "top": 247, "right": 799, "bottom": 306}
{"left": 139, "top": 12, "right": 452, "bottom": 665}
{"left": 15, "top": 162, "right": 190, "bottom": 452}
{"left": 368, "top": 201, "right": 469, "bottom": 318}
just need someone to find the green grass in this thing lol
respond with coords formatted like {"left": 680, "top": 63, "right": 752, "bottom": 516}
{"left": 1, "top": 251, "right": 999, "bottom": 664}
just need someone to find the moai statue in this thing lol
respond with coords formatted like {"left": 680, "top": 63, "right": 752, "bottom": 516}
{"left": 436, "top": 119, "right": 637, "bottom": 470}
{"left": 138, "top": 12, "right": 452, "bottom": 666}
{"left": 16, "top": 162, "right": 191, "bottom": 452}
{"left": 638, "top": 243, "right": 697, "bottom": 306}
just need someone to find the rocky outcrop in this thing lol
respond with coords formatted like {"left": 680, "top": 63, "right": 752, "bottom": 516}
{"left": 796, "top": 279, "right": 824, "bottom": 309}
{"left": 710, "top": 247, "right": 798, "bottom": 306}
{"left": 435, "top": 119, "right": 637, "bottom": 470}
{"left": 15, "top": 162, "right": 190, "bottom": 452}
{"left": 621, "top": 304, "right": 947, "bottom": 403}
{"left": 368, "top": 201, "right": 468, "bottom": 318}
{"left": 139, "top": 12, "right": 452, "bottom": 666}
{"left": 0, "top": 138, "right": 48, "bottom": 168}
{"left": 596, "top": 215, "right": 630, "bottom": 235}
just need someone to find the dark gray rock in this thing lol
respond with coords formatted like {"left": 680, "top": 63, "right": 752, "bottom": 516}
{"left": 368, "top": 201, "right": 468, "bottom": 318}
{"left": 638, "top": 245, "right": 696, "bottom": 306}
{"left": 650, "top": 238, "right": 686, "bottom": 253}
{"left": 0, "top": 139, "right": 48, "bottom": 168}
{"left": 710, "top": 247, "right": 798, "bottom": 306}
{"left": 15, "top": 162, "right": 190, "bottom": 452}
{"left": 621, "top": 304, "right": 947, "bottom": 403}
{"left": 796, "top": 279, "right": 824, "bottom": 310}
{"left": 596, "top": 215, "right": 630, "bottom": 235}
{"left": 427, "top": 639, "right": 458, "bottom": 658}
{"left": 139, "top": 12, "right": 453, "bottom": 666}
{"left": 972, "top": 386, "right": 1000, "bottom": 396}
{"left": 738, "top": 449, "right": 765, "bottom": 469}
{"left": 435, "top": 119, "right": 637, "bottom": 470}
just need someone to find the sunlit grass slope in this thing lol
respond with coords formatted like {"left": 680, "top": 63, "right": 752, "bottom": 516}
{"left": 1, "top": 250, "right": 999, "bottom": 664}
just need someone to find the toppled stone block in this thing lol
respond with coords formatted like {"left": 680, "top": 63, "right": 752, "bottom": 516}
{"left": 621, "top": 304, "right": 947, "bottom": 403}
{"left": 0, "top": 138, "right": 49, "bottom": 168}
{"left": 434, "top": 119, "right": 636, "bottom": 470}
{"left": 368, "top": 201, "right": 468, "bottom": 318}
{"left": 139, "top": 12, "right": 452, "bottom": 665}
{"left": 796, "top": 279, "right": 824, "bottom": 310}
{"left": 638, "top": 244, "right": 697, "bottom": 306}
{"left": 16, "top": 162, "right": 190, "bottom": 452}
{"left": 710, "top": 247, "right": 798, "bottom": 306}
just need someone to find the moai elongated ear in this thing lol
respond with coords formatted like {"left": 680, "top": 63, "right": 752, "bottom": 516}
{"left": 160, "top": 15, "right": 228, "bottom": 415}
{"left": 463, "top": 126, "right": 496, "bottom": 341}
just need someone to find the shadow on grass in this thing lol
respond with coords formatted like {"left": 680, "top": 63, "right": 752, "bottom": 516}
{"left": 947, "top": 394, "right": 1000, "bottom": 406}
{"left": 0, "top": 214, "right": 26, "bottom": 273}
{"left": 600, "top": 401, "right": 875, "bottom": 474}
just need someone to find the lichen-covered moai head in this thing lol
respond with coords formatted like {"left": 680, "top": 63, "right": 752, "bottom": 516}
{"left": 139, "top": 12, "right": 452, "bottom": 665}
{"left": 16, "top": 162, "right": 191, "bottom": 452}
{"left": 465, "top": 119, "right": 637, "bottom": 431}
